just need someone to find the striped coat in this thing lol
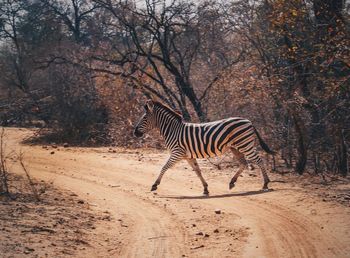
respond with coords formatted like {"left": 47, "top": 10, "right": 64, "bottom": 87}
{"left": 179, "top": 118, "right": 257, "bottom": 159}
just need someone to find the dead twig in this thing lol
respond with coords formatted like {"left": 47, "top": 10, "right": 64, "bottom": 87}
{"left": 191, "top": 244, "right": 205, "bottom": 250}
{"left": 0, "top": 127, "right": 9, "bottom": 195}
{"left": 18, "top": 152, "right": 40, "bottom": 202}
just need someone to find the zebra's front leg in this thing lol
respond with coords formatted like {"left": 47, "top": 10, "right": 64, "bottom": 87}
{"left": 151, "top": 154, "right": 182, "bottom": 192}
{"left": 186, "top": 158, "right": 209, "bottom": 196}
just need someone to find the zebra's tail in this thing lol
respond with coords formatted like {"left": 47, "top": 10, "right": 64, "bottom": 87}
{"left": 254, "top": 127, "right": 276, "bottom": 155}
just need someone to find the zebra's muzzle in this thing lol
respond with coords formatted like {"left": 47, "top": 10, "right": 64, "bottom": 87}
{"left": 134, "top": 129, "right": 144, "bottom": 138}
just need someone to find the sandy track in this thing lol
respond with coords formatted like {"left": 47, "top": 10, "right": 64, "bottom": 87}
{"left": 7, "top": 128, "right": 350, "bottom": 258}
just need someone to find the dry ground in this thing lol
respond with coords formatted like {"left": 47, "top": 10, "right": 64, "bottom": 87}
{"left": 1, "top": 128, "right": 350, "bottom": 258}
{"left": 0, "top": 174, "right": 120, "bottom": 258}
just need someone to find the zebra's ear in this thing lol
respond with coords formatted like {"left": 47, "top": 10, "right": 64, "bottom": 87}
{"left": 145, "top": 100, "right": 154, "bottom": 112}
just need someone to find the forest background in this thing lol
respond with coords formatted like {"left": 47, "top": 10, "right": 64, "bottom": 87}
{"left": 0, "top": 0, "right": 349, "bottom": 175}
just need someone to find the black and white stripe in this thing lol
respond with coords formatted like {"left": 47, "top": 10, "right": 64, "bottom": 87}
{"left": 134, "top": 100, "right": 275, "bottom": 195}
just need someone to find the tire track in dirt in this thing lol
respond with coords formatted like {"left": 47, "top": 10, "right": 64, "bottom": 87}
{"left": 231, "top": 199, "right": 337, "bottom": 258}
{"left": 237, "top": 197, "right": 348, "bottom": 258}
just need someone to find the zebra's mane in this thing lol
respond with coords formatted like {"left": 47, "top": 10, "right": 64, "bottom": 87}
{"left": 153, "top": 101, "right": 183, "bottom": 121}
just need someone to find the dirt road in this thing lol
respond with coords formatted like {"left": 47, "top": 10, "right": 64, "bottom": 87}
{"left": 6, "top": 128, "right": 350, "bottom": 258}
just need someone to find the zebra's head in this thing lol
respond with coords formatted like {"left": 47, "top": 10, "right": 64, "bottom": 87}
{"left": 134, "top": 100, "right": 156, "bottom": 138}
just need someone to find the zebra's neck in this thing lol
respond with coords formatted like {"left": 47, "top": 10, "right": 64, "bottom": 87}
{"left": 154, "top": 107, "right": 183, "bottom": 146}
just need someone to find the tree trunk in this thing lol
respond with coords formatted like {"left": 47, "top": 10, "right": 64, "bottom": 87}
{"left": 177, "top": 78, "right": 207, "bottom": 122}
{"left": 339, "top": 130, "right": 348, "bottom": 176}
{"left": 293, "top": 113, "right": 308, "bottom": 174}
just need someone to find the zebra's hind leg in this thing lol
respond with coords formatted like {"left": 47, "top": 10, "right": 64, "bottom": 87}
{"left": 151, "top": 153, "right": 182, "bottom": 191}
{"left": 229, "top": 148, "right": 248, "bottom": 190}
{"left": 248, "top": 154, "right": 270, "bottom": 191}
{"left": 186, "top": 158, "right": 209, "bottom": 195}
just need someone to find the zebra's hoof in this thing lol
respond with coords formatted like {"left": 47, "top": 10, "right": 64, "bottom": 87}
{"left": 262, "top": 182, "right": 270, "bottom": 191}
{"left": 151, "top": 184, "right": 158, "bottom": 191}
{"left": 262, "top": 187, "right": 269, "bottom": 192}
{"left": 229, "top": 182, "right": 235, "bottom": 190}
{"left": 203, "top": 189, "right": 209, "bottom": 196}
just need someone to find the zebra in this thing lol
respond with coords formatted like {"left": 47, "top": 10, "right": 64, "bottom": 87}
{"left": 134, "top": 99, "right": 275, "bottom": 195}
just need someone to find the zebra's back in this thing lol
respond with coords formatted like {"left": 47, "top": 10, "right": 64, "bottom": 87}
{"left": 179, "top": 117, "right": 255, "bottom": 159}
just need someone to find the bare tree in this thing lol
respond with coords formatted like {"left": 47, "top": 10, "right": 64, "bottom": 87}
{"left": 93, "top": 0, "right": 244, "bottom": 121}
{"left": 40, "top": 0, "right": 101, "bottom": 43}
{"left": 0, "top": 0, "right": 30, "bottom": 92}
